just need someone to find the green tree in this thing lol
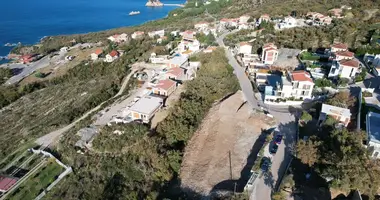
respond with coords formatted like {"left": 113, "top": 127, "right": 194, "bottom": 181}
{"left": 326, "top": 91, "right": 356, "bottom": 108}
{"left": 296, "top": 137, "right": 320, "bottom": 167}
{"left": 300, "top": 111, "right": 312, "bottom": 124}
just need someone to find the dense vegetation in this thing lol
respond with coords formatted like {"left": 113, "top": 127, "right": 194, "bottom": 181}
{"left": 45, "top": 49, "right": 239, "bottom": 199}
{"left": 0, "top": 36, "right": 163, "bottom": 160}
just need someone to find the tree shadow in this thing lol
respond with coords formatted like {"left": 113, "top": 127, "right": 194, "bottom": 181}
{"left": 11, "top": 68, "right": 23, "bottom": 76}
{"left": 210, "top": 129, "right": 270, "bottom": 194}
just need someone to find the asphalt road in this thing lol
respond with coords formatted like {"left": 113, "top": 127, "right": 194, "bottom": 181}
{"left": 0, "top": 51, "right": 66, "bottom": 85}
{"left": 216, "top": 31, "right": 259, "bottom": 110}
{"left": 216, "top": 32, "right": 297, "bottom": 200}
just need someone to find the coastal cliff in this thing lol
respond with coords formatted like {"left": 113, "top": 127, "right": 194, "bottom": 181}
{"left": 146, "top": 0, "right": 163, "bottom": 7}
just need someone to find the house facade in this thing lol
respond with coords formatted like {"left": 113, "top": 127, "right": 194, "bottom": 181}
{"left": 239, "top": 15, "right": 251, "bottom": 23}
{"left": 105, "top": 50, "right": 119, "bottom": 63}
{"left": 107, "top": 33, "right": 128, "bottom": 43}
{"left": 132, "top": 31, "right": 144, "bottom": 39}
{"left": 129, "top": 96, "right": 163, "bottom": 123}
{"left": 238, "top": 42, "right": 252, "bottom": 55}
{"left": 318, "top": 103, "right": 351, "bottom": 127}
{"left": 261, "top": 43, "right": 279, "bottom": 64}
{"left": 91, "top": 49, "right": 103, "bottom": 60}
{"left": 148, "top": 30, "right": 165, "bottom": 38}
{"left": 264, "top": 71, "right": 314, "bottom": 101}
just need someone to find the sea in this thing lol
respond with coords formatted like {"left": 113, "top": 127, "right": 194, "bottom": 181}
{"left": 0, "top": 0, "right": 184, "bottom": 64}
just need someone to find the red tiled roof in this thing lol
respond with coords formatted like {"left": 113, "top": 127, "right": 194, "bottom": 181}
{"left": 291, "top": 71, "right": 313, "bottom": 83}
{"left": 195, "top": 21, "right": 209, "bottom": 25}
{"left": 0, "top": 176, "right": 18, "bottom": 191}
{"left": 332, "top": 43, "right": 348, "bottom": 49}
{"left": 134, "top": 31, "right": 144, "bottom": 35}
{"left": 109, "top": 50, "right": 119, "bottom": 57}
{"left": 335, "top": 51, "right": 354, "bottom": 58}
{"left": 339, "top": 59, "right": 360, "bottom": 68}
{"left": 167, "top": 67, "right": 184, "bottom": 77}
{"left": 240, "top": 42, "right": 251, "bottom": 46}
{"left": 157, "top": 79, "right": 176, "bottom": 91}
{"left": 94, "top": 49, "right": 103, "bottom": 55}
{"left": 265, "top": 47, "right": 278, "bottom": 52}
{"left": 220, "top": 18, "right": 229, "bottom": 22}
{"left": 263, "top": 43, "right": 276, "bottom": 48}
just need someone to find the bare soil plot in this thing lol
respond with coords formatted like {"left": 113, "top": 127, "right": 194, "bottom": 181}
{"left": 180, "top": 91, "right": 274, "bottom": 195}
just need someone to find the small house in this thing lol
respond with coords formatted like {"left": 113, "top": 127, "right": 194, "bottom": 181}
{"left": 129, "top": 96, "right": 163, "bottom": 123}
{"left": 105, "top": 50, "right": 120, "bottom": 63}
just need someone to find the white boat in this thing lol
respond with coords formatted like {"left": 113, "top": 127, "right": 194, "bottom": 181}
{"left": 129, "top": 11, "right": 140, "bottom": 16}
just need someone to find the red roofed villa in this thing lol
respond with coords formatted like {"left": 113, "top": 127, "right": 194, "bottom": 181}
{"left": 153, "top": 79, "right": 177, "bottom": 96}
{"left": 166, "top": 67, "right": 185, "bottom": 80}
{"left": 335, "top": 51, "right": 354, "bottom": 61}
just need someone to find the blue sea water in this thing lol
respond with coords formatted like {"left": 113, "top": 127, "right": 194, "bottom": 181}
{"left": 0, "top": 0, "right": 184, "bottom": 62}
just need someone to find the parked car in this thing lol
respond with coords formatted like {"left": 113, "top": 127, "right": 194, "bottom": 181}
{"left": 274, "top": 135, "right": 283, "bottom": 145}
{"left": 261, "top": 157, "right": 272, "bottom": 172}
{"left": 270, "top": 144, "right": 279, "bottom": 154}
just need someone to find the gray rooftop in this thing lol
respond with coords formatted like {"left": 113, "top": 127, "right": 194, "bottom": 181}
{"left": 169, "top": 55, "right": 188, "bottom": 66}
{"left": 129, "top": 96, "right": 163, "bottom": 115}
{"left": 367, "top": 112, "right": 380, "bottom": 144}
{"left": 273, "top": 48, "right": 302, "bottom": 69}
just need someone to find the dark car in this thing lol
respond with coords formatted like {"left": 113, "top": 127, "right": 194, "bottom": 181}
{"left": 274, "top": 135, "right": 283, "bottom": 145}
{"left": 270, "top": 144, "right": 279, "bottom": 154}
{"left": 261, "top": 157, "right": 272, "bottom": 172}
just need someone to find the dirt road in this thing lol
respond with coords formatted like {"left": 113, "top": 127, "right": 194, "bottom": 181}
{"left": 180, "top": 91, "right": 275, "bottom": 196}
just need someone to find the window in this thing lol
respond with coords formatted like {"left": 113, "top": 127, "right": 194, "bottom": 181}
{"left": 303, "top": 91, "right": 309, "bottom": 96}
{"left": 349, "top": 68, "right": 354, "bottom": 77}
{"left": 374, "top": 151, "right": 379, "bottom": 158}
{"left": 303, "top": 85, "right": 311, "bottom": 90}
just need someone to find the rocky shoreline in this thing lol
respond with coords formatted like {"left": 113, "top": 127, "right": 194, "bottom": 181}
{"left": 145, "top": 0, "right": 163, "bottom": 7}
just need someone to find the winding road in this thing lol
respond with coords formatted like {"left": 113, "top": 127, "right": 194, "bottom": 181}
{"left": 216, "top": 32, "right": 297, "bottom": 200}
{"left": 35, "top": 69, "right": 137, "bottom": 147}
{"left": 216, "top": 31, "right": 260, "bottom": 111}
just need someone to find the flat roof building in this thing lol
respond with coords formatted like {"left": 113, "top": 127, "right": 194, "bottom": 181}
{"left": 319, "top": 103, "right": 351, "bottom": 127}
{"left": 129, "top": 96, "right": 163, "bottom": 123}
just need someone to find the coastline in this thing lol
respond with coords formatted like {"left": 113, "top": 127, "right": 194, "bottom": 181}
{"left": 0, "top": 0, "right": 185, "bottom": 63}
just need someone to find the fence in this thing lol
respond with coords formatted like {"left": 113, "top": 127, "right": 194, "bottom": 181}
{"left": 30, "top": 149, "right": 72, "bottom": 200}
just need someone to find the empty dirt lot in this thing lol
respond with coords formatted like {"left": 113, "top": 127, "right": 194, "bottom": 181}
{"left": 180, "top": 91, "right": 275, "bottom": 196}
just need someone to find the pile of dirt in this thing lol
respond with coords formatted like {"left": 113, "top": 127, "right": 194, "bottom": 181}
{"left": 180, "top": 91, "right": 274, "bottom": 195}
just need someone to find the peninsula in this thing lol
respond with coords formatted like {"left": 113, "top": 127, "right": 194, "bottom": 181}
{"left": 146, "top": 0, "right": 163, "bottom": 7}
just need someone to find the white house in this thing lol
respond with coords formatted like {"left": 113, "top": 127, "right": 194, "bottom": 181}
{"left": 194, "top": 22, "right": 209, "bottom": 30}
{"left": 181, "top": 30, "right": 197, "bottom": 40}
{"left": 107, "top": 33, "right": 128, "bottom": 43}
{"left": 278, "top": 16, "right": 297, "bottom": 29}
{"left": 366, "top": 112, "right": 380, "bottom": 159}
{"left": 264, "top": 70, "right": 314, "bottom": 101}
{"left": 171, "top": 30, "right": 180, "bottom": 37}
{"left": 329, "top": 59, "right": 360, "bottom": 79}
{"left": 238, "top": 23, "right": 249, "bottom": 30}
{"left": 239, "top": 15, "right": 251, "bottom": 23}
{"left": 131, "top": 31, "right": 145, "bottom": 39}
{"left": 238, "top": 42, "right": 252, "bottom": 55}
{"left": 261, "top": 43, "right": 278, "bottom": 65}
{"left": 178, "top": 39, "right": 200, "bottom": 55}
{"left": 91, "top": 49, "right": 103, "bottom": 61}
{"left": 258, "top": 14, "right": 271, "bottom": 24}
{"left": 148, "top": 30, "right": 165, "bottom": 38}
{"left": 318, "top": 103, "right": 351, "bottom": 127}
{"left": 105, "top": 50, "right": 120, "bottom": 63}
{"left": 149, "top": 53, "right": 169, "bottom": 64}
{"left": 129, "top": 96, "right": 163, "bottom": 123}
